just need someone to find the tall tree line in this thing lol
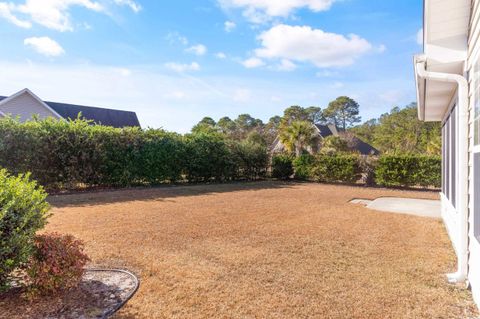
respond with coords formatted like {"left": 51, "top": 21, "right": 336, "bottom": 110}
{"left": 350, "top": 103, "right": 441, "bottom": 155}
{"left": 190, "top": 98, "right": 440, "bottom": 156}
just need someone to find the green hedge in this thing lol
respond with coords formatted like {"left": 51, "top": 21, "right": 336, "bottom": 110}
{"left": 0, "top": 118, "right": 441, "bottom": 190}
{"left": 292, "top": 154, "right": 315, "bottom": 180}
{"left": 311, "top": 155, "right": 362, "bottom": 184}
{"left": 290, "top": 154, "right": 440, "bottom": 188}
{"left": 271, "top": 154, "right": 294, "bottom": 179}
{"left": 0, "top": 118, "right": 268, "bottom": 190}
{"left": 374, "top": 155, "right": 441, "bottom": 188}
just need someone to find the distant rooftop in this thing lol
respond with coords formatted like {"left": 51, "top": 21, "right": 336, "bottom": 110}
{"left": 0, "top": 95, "right": 140, "bottom": 128}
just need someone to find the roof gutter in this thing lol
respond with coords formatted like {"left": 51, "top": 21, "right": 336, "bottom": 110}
{"left": 415, "top": 57, "right": 469, "bottom": 284}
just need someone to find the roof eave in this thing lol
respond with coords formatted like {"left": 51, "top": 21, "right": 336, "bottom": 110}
{"left": 414, "top": 0, "right": 470, "bottom": 122}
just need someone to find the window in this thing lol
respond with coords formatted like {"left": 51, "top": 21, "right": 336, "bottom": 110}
{"left": 446, "top": 116, "right": 451, "bottom": 201}
{"left": 452, "top": 107, "right": 457, "bottom": 208}
{"left": 441, "top": 105, "right": 457, "bottom": 209}
{"left": 475, "top": 153, "right": 480, "bottom": 240}
{"left": 442, "top": 124, "right": 446, "bottom": 194}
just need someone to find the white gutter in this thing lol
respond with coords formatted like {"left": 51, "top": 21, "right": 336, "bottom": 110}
{"left": 415, "top": 56, "right": 469, "bottom": 284}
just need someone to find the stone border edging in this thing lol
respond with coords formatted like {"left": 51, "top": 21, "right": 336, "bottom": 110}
{"left": 86, "top": 268, "right": 140, "bottom": 319}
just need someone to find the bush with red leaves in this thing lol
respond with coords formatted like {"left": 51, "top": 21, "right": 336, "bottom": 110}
{"left": 26, "top": 233, "right": 90, "bottom": 296}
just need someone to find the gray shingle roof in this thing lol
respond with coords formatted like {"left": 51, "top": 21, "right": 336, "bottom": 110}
{"left": 315, "top": 124, "right": 334, "bottom": 137}
{"left": 346, "top": 136, "right": 379, "bottom": 156}
{"left": 315, "top": 123, "right": 379, "bottom": 155}
{"left": 46, "top": 101, "right": 140, "bottom": 128}
{"left": 0, "top": 96, "right": 140, "bottom": 128}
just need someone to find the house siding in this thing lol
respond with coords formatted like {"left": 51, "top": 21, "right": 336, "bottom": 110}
{"left": 0, "top": 91, "right": 59, "bottom": 122}
{"left": 467, "top": 0, "right": 480, "bottom": 307}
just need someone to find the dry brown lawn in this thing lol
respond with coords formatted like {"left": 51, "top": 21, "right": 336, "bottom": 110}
{"left": 3, "top": 182, "right": 479, "bottom": 318}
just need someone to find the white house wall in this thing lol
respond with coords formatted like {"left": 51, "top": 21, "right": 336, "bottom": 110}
{"left": 0, "top": 91, "right": 58, "bottom": 122}
{"left": 467, "top": 0, "right": 480, "bottom": 307}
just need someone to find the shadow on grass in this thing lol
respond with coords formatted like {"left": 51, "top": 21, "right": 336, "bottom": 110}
{"left": 48, "top": 180, "right": 298, "bottom": 208}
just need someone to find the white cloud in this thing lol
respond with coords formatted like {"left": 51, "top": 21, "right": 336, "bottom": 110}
{"left": 329, "top": 81, "right": 344, "bottom": 89}
{"left": 219, "top": 0, "right": 336, "bottom": 23}
{"left": 379, "top": 89, "right": 405, "bottom": 104}
{"left": 24, "top": 37, "right": 65, "bottom": 57}
{"left": 315, "top": 70, "right": 338, "bottom": 77}
{"left": 416, "top": 28, "right": 423, "bottom": 45}
{"left": 114, "top": 0, "right": 141, "bottom": 13}
{"left": 215, "top": 52, "right": 227, "bottom": 59}
{"left": 0, "top": 60, "right": 417, "bottom": 133}
{"left": 114, "top": 67, "right": 132, "bottom": 76}
{"left": 224, "top": 20, "right": 236, "bottom": 32}
{"left": 276, "top": 59, "right": 296, "bottom": 71}
{"left": 0, "top": 3, "right": 31, "bottom": 28}
{"left": 165, "top": 62, "right": 200, "bottom": 72}
{"left": 242, "top": 57, "right": 265, "bottom": 68}
{"left": 164, "top": 90, "right": 187, "bottom": 100}
{"left": 0, "top": 0, "right": 140, "bottom": 32}
{"left": 186, "top": 44, "right": 207, "bottom": 56}
{"left": 254, "top": 24, "right": 372, "bottom": 68}
{"left": 166, "top": 32, "right": 189, "bottom": 45}
{"left": 233, "top": 88, "right": 251, "bottom": 102}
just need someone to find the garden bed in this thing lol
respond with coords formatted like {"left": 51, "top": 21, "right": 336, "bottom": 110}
{"left": 0, "top": 269, "right": 139, "bottom": 319}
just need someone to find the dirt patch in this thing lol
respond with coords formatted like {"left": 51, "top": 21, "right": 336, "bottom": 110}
{"left": 2, "top": 182, "right": 477, "bottom": 318}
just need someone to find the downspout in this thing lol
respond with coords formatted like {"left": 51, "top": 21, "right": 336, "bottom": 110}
{"left": 416, "top": 57, "right": 469, "bottom": 284}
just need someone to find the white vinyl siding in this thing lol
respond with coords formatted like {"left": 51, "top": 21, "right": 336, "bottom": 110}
{"left": 467, "top": 0, "right": 480, "bottom": 308}
{"left": 0, "top": 91, "right": 59, "bottom": 122}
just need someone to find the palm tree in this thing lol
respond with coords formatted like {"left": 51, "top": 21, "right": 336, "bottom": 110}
{"left": 279, "top": 120, "right": 317, "bottom": 156}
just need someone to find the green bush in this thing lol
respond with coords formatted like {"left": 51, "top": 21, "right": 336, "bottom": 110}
{"left": 232, "top": 140, "right": 269, "bottom": 180}
{"left": 26, "top": 233, "right": 90, "bottom": 296}
{"left": 292, "top": 154, "right": 315, "bottom": 180}
{"left": 375, "top": 155, "right": 441, "bottom": 188}
{"left": 311, "top": 155, "right": 362, "bottom": 184}
{"left": 0, "top": 169, "right": 49, "bottom": 290}
{"left": 183, "top": 133, "right": 237, "bottom": 182}
{"left": 139, "top": 129, "right": 185, "bottom": 184}
{"left": 271, "top": 154, "right": 294, "bottom": 179}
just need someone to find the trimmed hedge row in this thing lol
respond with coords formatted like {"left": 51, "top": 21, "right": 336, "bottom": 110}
{"left": 287, "top": 154, "right": 441, "bottom": 188}
{"left": 0, "top": 118, "right": 268, "bottom": 190}
{"left": 0, "top": 118, "right": 441, "bottom": 190}
{"left": 374, "top": 155, "right": 441, "bottom": 188}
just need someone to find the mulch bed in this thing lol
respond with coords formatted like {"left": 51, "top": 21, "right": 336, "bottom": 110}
{"left": 0, "top": 269, "right": 138, "bottom": 319}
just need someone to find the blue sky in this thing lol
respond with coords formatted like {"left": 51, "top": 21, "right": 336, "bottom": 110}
{"left": 0, "top": 0, "right": 423, "bottom": 132}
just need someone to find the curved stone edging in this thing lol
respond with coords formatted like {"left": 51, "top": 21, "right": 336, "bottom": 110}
{"left": 86, "top": 268, "right": 140, "bottom": 319}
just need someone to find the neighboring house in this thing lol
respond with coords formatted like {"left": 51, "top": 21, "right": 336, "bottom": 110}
{"left": 271, "top": 123, "right": 379, "bottom": 155}
{"left": 414, "top": 0, "right": 480, "bottom": 309}
{"left": 0, "top": 88, "right": 140, "bottom": 128}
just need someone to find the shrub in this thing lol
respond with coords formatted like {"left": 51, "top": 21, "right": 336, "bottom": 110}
{"left": 271, "top": 154, "right": 294, "bottom": 179}
{"left": 375, "top": 155, "right": 441, "bottom": 188}
{"left": 292, "top": 154, "right": 315, "bottom": 180}
{"left": 139, "top": 129, "right": 185, "bottom": 184}
{"left": 0, "top": 169, "right": 49, "bottom": 290}
{"left": 183, "top": 133, "right": 237, "bottom": 182}
{"left": 311, "top": 155, "right": 362, "bottom": 184}
{"left": 26, "top": 233, "right": 90, "bottom": 296}
{"left": 232, "top": 140, "right": 269, "bottom": 180}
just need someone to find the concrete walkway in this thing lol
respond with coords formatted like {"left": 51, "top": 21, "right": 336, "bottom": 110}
{"left": 352, "top": 197, "right": 441, "bottom": 219}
